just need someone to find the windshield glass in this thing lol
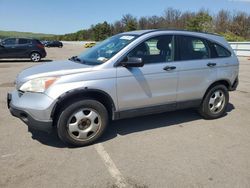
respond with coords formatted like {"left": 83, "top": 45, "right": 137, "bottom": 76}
{"left": 77, "top": 34, "right": 138, "bottom": 65}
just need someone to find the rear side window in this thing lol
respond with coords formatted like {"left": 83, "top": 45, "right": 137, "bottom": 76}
{"left": 178, "top": 35, "right": 210, "bottom": 61}
{"left": 213, "top": 43, "right": 231, "bottom": 58}
{"left": 18, "top": 39, "right": 31, "bottom": 44}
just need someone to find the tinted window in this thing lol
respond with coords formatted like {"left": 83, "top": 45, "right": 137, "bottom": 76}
{"left": 33, "top": 40, "right": 42, "bottom": 44}
{"left": 178, "top": 36, "right": 210, "bottom": 60}
{"left": 18, "top": 39, "right": 31, "bottom": 44}
{"left": 3, "top": 38, "right": 16, "bottom": 45}
{"left": 128, "top": 35, "right": 174, "bottom": 64}
{"left": 213, "top": 43, "right": 231, "bottom": 57}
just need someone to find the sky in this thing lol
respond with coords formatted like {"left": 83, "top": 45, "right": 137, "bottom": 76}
{"left": 0, "top": 0, "right": 250, "bottom": 34}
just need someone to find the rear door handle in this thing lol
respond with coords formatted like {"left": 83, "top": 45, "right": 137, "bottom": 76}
{"left": 207, "top": 62, "right": 216, "bottom": 67}
{"left": 163, "top": 66, "right": 176, "bottom": 71}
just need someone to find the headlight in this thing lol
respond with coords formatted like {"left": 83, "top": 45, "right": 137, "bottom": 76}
{"left": 19, "top": 77, "right": 58, "bottom": 93}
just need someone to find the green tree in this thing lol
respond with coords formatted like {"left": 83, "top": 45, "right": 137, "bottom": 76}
{"left": 121, "top": 14, "right": 137, "bottom": 31}
{"left": 187, "top": 11, "right": 213, "bottom": 32}
{"left": 41, "top": 8, "right": 250, "bottom": 41}
{"left": 92, "top": 21, "right": 111, "bottom": 41}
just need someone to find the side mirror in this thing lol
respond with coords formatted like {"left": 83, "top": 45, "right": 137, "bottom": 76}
{"left": 122, "top": 57, "right": 144, "bottom": 67}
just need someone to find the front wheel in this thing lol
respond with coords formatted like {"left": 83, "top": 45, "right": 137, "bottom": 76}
{"left": 198, "top": 85, "right": 229, "bottom": 119}
{"left": 30, "top": 52, "right": 41, "bottom": 62}
{"left": 57, "top": 99, "right": 108, "bottom": 146}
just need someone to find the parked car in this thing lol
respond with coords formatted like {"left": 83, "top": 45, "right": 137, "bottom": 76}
{"left": 84, "top": 42, "right": 96, "bottom": 48}
{"left": 41, "top": 40, "right": 49, "bottom": 46}
{"left": 0, "top": 38, "right": 46, "bottom": 62}
{"left": 45, "top": 41, "right": 63, "bottom": 48}
{"left": 7, "top": 30, "right": 239, "bottom": 146}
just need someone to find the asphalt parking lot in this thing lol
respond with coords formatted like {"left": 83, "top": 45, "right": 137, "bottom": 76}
{"left": 0, "top": 44, "right": 250, "bottom": 188}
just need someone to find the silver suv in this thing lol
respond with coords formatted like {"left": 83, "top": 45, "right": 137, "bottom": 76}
{"left": 7, "top": 30, "right": 239, "bottom": 146}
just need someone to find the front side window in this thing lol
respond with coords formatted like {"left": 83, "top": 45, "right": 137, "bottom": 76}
{"left": 77, "top": 34, "right": 138, "bottom": 65}
{"left": 128, "top": 35, "right": 174, "bottom": 64}
{"left": 2, "top": 38, "right": 16, "bottom": 45}
{"left": 178, "top": 36, "right": 210, "bottom": 61}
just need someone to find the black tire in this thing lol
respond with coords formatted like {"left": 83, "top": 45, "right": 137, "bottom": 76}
{"left": 198, "top": 84, "right": 229, "bottom": 119}
{"left": 30, "top": 52, "right": 41, "bottom": 62}
{"left": 57, "top": 99, "right": 108, "bottom": 146}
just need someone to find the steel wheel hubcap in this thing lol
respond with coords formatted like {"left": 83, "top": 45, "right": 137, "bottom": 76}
{"left": 209, "top": 90, "right": 225, "bottom": 114}
{"left": 67, "top": 108, "right": 101, "bottom": 141}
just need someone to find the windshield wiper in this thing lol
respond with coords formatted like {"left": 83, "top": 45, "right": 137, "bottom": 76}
{"left": 69, "top": 56, "right": 100, "bottom": 65}
{"left": 69, "top": 56, "right": 82, "bottom": 63}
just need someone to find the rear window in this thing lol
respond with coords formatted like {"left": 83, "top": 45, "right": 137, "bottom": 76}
{"left": 213, "top": 43, "right": 231, "bottom": 58}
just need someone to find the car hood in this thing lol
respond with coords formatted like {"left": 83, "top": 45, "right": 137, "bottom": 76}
{"left": 16, "top": 60, "right": 93, "bottom": 86}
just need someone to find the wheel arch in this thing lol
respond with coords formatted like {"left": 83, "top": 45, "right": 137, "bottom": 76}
{"left": 29, "top": 50, "right": 41, "bottom": 57}
{"left": 51, "top": 88, "right": 116, "bottom": 125}
{"left": 202, "top": 79, "right": 231, "bottom": 101}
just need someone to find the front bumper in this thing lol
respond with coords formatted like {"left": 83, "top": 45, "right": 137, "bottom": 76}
{"left": 7, "top": 91, "right": 54, "bottom": 132}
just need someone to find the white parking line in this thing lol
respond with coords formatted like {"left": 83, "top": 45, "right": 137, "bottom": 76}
{"left": 95, "top": 143, "right": 128, "bottom": 188}
{"left": 1, "top": 153, "right": 15, "bottom": 158}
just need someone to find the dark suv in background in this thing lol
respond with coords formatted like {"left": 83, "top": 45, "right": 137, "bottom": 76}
{"left": 45, "top": 40, "right": 63, "bottom": 48}
{"left": 0, "top": 38, "right": 47, "bottom": 62}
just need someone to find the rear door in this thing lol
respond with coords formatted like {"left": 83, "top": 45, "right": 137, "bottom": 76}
{"left": 15, "top": 38, "right": 32, "bottom": 57}
{"left": 175, "top": 35, "right": 217, "bottom": 104}
{"left": 116, "top": 35, "right": 179, "bottom": 112}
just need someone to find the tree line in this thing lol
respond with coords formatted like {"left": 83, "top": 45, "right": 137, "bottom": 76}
{"left": 47, "top": 8, "right": 250, "bottom": 42}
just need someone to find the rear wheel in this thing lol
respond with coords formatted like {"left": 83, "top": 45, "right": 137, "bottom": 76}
{"left": 30, "top": 52, "right": 41, "bottom": 62}
{"left": 199, "top": 84, "right": 229, "bottom": 119}
{"left": 57, "top": 99, "right": 108, "bottom": 146}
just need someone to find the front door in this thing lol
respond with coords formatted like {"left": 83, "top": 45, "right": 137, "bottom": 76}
{"left": 0, "top": 38, "right": 18, "bottom": 58}
{"left": 116, "top": 35, "right": 179, "bottom": 113}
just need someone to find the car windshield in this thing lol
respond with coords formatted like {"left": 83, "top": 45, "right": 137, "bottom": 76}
{"left": 76, "top": 34, "right": 138, "bottom": 65}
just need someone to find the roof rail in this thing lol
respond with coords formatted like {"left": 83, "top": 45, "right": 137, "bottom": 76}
{"left": 139, "top": 29, "right": 221, "bottom": 37}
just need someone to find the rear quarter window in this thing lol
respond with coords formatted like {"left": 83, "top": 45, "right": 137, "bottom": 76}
{"left": 32, "top": 40, "right": 42, "bottom": 44}
{"left": 213, "top": 43, "right": 231, "bottom": 58}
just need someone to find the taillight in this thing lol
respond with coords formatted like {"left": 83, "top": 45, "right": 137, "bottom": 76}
{"left": 37, "top": 44, "right": 44, "bottom": 49}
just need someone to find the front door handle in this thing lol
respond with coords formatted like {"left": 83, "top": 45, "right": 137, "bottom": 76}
{"left": 163, "top": 66, "right": 176, "bottom": 71}
{"left": 207, "top": 62, "right": 216, "bottom": 67}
